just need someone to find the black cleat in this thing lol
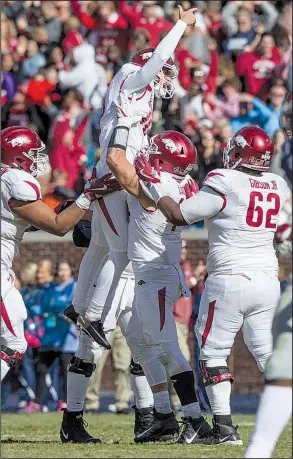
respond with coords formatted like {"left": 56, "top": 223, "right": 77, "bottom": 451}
{"left": 76, "top": 316, "right": 111, "bottom": 350}
{"left": 202, "top": 419, "right": 243, "bottom": 445}
{"left": 60, "top": 409, "right": 101, "bottom": 443}
{"left": 133, "top": 405, "right": 154, "bottom": 436}
{"left": 134, "top": 409, "right": 179, "bottom": 443}
{"left": 177, "top": 416, "right": 212, "bottom": 444}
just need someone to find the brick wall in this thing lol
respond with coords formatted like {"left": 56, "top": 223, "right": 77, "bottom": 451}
{"left": 14, "top": 239, "right": 291, "bottom": 394}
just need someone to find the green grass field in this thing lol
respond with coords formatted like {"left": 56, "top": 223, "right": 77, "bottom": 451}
{"left": 1, "top": 412, "right": 291, "bottom": 458}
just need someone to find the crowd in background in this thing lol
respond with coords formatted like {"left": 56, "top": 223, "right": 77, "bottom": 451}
{"left": 1, "top": 0, "right": 292, "bottom": 207}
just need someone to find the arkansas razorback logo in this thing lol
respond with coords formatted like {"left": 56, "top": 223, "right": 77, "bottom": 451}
{"left": 6, "top": 136, "right": 31, "bottom": 147}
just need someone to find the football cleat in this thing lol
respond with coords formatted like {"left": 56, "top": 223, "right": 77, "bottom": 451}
{"left": 60, "top": 409, "right": 101, "bottom": 443}
{"left": 63, "top": 305, "right": 91, "bottom": 338}
{"left": 177, "top": 416, "right": 212, "bottom": 444}
{"left": 76, "top": 316, "right": 111, "bottom": 350}
{"left": 134, "top": 409, "right": 179, "bottom": 443}
{"left": 133, "top": 405, "right": 154, "bottom": 436}
{"left": 202, "top": 419, "right": 243, "bottom": 445}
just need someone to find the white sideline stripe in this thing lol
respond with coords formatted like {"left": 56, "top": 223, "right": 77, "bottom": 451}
{"left": 23, "top": 229, "right": 208, "bottom": 243}
{"left": 238, "top": 422, "right": 255, "bottom": 427}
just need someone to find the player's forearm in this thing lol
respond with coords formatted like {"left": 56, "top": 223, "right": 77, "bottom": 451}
{"left": 157, "top": 196, "right": 188, "bottom": 226}
{"left": 107, "top": 147, "right": 138, "bottom": 196}
{"left": 123, "top": 20, "right": 187, "bottom": 92}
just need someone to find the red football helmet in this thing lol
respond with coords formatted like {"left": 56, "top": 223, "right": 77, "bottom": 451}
{"left": 131, "top": 47, "right": 178, "bottom": 99}
{"left": 1, "top": 126, "right": 48, "bottom": 177}
{"left": 144, "top": 131, "right": 197, "bottom": 178}
{"left": 223, "top": 126, "right": 274, "bottom": 172}
{"left": 274, "top": 224, "right": 292, "bottom": 255}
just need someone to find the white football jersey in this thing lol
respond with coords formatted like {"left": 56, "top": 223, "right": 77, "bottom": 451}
{"left": 1, "top": 168, "right": 41, "bottom": 272}
{"left": 127, "top": 173, "right": 186, "bottom": 272}
{"left": 202, "top": 168, "right": 290, "bottom": 276}
{"left": 96, "top": 63, "right": 154, "bottom": 177}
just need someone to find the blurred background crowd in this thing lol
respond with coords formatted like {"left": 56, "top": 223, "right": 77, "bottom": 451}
{"left": 1, "top": 0, "right": 292, "bottom": 413}
{"left": 1, "top": 0, "right": 292, "bottom": 202}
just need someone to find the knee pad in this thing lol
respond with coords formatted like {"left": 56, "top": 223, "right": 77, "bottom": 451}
{"left": 130, "top": 357, "right": 145, "bottom": 376}
{"left": 1, "top": 345, "right": 24, "bottom": 368}
{"left": 200, "top": 359, "right": 234, "bottom": 387}
{"left": 68, "top": 356, "right": 95, "bottom": 377}
{"left": 155, "top": 342, "right": 191, "bottom": 377}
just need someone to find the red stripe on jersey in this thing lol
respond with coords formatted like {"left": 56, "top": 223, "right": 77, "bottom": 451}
{"left": 201, "top": 300, "right": 216, "bottom": 348}
{"left": 203, "top": 171, "right": 225, "bottom": 185}
{"left": 1, "top": 298, "right": 17, "bottom": 337}
{"left": 24, "top": 181, "right": 41, "bottom": 200}
{"left": 203, "top": 185, "right": 227, "bottom": 212}
{"left": 98, "top": 198, "right": 119, "bottom": 236}
{"left": 158, "top": 287, "right": 166, "bottom": 331}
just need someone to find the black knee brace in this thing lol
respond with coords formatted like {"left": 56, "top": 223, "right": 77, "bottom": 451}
{"left": 1, "top": 345, "right": 24, "bottom": 367}
{"left": 130, "top": 358, "right": 145, "bottom": 376}
{"left": 199, "top": 360, "right": 234, "bottom": 386}
{"left": 68, "top": 356, "right": 95, "bottom": 377}
{"left": 171, "top": 370, "right": 198, "bottom": 406}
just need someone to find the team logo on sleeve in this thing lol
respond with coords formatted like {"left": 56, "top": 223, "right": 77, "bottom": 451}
{"left": 7, "top": 136, "right": 31, "bottom": 147}
{"left": 162, "top": 138, "right": 177, "bottom": 153}
{"left": 141, "top": 52, "right": 152, "bottom": 60}
{"left": 234, "top": 135, "right": 248, "bottom": 148}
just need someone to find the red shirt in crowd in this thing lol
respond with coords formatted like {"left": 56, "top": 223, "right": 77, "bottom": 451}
{"left": 172, "top": 260, "right": 196, "bottom": 325}
{"left": 175, "top": 46, "right": 200, "bottom": 90}
{"left": 118, "top": 0, "right": 172, "bottom": 47}
{"left": 49, "top": 110, "right": 89, "bottom": 189}
{"left": 71, "top": 0, "right": 127, "bottom": 30}
{"left": 236, "top": 47, "right": 281, "bottom": 96}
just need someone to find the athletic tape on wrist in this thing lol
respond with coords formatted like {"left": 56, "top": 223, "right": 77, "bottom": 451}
{"left": 75, "top": 193, "right": 92, "bottom": 210}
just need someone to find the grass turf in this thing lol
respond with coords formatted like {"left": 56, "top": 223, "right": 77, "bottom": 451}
{"left": 1, "top": 412, "right": 292, "bottom": 458}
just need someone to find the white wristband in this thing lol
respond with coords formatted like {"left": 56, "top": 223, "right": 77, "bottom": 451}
{"left": 117, "top": 116, "right": 132, "bottom": 129}
{"left": 75, "top": 193, "right": 92, "bottom": 211}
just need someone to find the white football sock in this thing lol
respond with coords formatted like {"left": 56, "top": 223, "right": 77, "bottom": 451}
{"left": 153, "top": 391, "right": 172, "bottom": 414}
{"left": 73, "top": 242, "right": 109, "bottom": 315}
{"left": 204, "top": 359, "right": 231, "bottom": 415}
{"left": 245, "top": 385, "right": 292, "bottom": 458}
{"left": 67, "top": 372, "right": 91, "bottom": 412}
{"left": 205, "top": 380, "right": 231, "bottom": 415}
{"left": 131, "top": 374, "right": 154, "bottom": 409}
{"left": 1, "top": 360, "right": 10, "bottom": 381}
{"left": 86, "top": 251, "right": 129, "bottom": 321}
{"left": 182, "top": 401, "right": 202, "bottom": 419}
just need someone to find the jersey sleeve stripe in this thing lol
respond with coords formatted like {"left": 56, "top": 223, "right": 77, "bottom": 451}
{"left": 203, "top": 171, "right": 225, "bottom": 184}
{"left": 204, "top": 185, "right": 227, "bottom": 212}
{"left": 1, "top": 297, "right": 17, "bottom": 337}
{"left": 24, "top": 181, "right": 41, "bottom": 200}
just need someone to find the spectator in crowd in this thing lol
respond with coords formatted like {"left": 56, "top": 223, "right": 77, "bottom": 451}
{"left": 40, "top": 1, "right": 62, "bottom": 45}
{"left": 42, "top": 169, "right": 76, "bottom": 210}
{"left": 85, "top": 326, "right": 132, "bottom": 414}
{"left": 22, "top": 39, "right": 47, "bottom": 79}
{"left": 71, "top": 0, "right": 128, "bottom": 31}
{"left": 223, "top": 8, "right": 257, "bottom": 57}
{"left": 118, "top": 0, "right": 172, "bottom": 47}
{"left": 1, "top": 54, "right": 18, "bottom": 102}
{"left": 48, "top": 89, "right": 89, "bottom": 190}
{"left": 221, "top": 0, "right": 279, "bottom": 37}
{"left": 205, "top": 78, "right": 241, "bottom": 122}
{"left": 169, "top": 240, "right": 197, "bottom": 410}
{"left": 23, "top": 259, "right": 53, "bottom": 412}
{"left": 126, "top": 28, "right": 151, "bottom": 61}
{"left": 236, "top": 32, "right": 281, "bottom": 98}
{"left": 191, "top": 128, "right": 222, "bottom": 186}
{"left": 26, "top": 261, "right": 77, "bottom": 413}
{"left": 264, "top": 82, "right": 288, "bottom": 136}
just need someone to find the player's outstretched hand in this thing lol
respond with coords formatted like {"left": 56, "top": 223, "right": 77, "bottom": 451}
{"left": 178, "top": 5, "right": 197, "bottom": 26}
{"left": 115, "top": 92, "right": 142, "bottom": 128}
{"left": 85, "top": 168, "right": 122, "bottom": 199}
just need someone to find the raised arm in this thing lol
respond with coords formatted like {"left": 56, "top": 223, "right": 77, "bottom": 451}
{"left": 123, "top": 6, "right": 196, "bottom": 93}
